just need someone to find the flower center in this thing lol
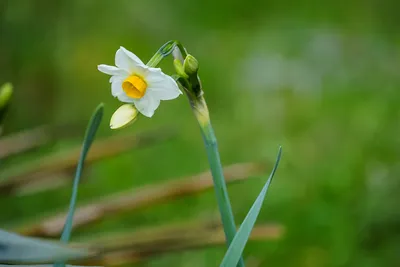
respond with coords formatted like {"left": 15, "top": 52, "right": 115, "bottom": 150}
{"left": 122, "top": 75, "right": 147, "bottom": 99}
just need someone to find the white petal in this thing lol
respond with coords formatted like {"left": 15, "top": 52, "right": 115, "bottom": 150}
{"left": 146, "top": 69, "right": 182, "bottom": 100}
{"left": 111, "top": 79, "right": 124, "bottom": 97}
{"left": 111, "top": 80, "right": 135, "bottom": 103}
{"left": 98, "top": 64, "right": 128, "bottom": 76}
{"left": 110, "top": 75, "right": 121, "bottom": 83}
{"left": 133, "top": 93, "right": 160, "bottom": 117}
{"left": 115, "top": 46, "right": 146, "bottom": 73}
{"left": 117, "top": 93, "right": 135, "bottom": 103}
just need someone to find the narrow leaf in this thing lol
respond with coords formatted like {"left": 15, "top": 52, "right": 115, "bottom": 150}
{"left": 60, "top": 104, "right": 104, "bottom": 243}
{"left": 0, "top": 229, "right": 91, "bottom": 263}
{"left": 220, "top": 146, "right": 282, "bottom": 267}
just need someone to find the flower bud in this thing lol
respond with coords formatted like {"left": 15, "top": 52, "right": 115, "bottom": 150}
{"left": 173, "top": 59, "right": 188, "bottom": 79}
{"left": 0, "top": 83, "right": 13, "bottom": 110}
{"left": 183, "top": 54, "right": 199, "bottom": 76}
{"left": 110, "top": 104, "right": 138, "bottom": 129}
{"left": 0, "top": 82, "right": 13, "bottom": 125}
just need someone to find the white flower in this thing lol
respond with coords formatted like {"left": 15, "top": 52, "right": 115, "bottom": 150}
{"left": 98, "top": 46, "right": 182, "bottom": 117}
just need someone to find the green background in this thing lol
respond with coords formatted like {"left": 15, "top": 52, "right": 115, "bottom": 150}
{"left": 1, "top": 0, "right": 400, "bottom": 266}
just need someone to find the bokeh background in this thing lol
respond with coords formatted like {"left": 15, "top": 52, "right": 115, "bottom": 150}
{"left": 1, "top": 0, "right": 400, "bottom": 266}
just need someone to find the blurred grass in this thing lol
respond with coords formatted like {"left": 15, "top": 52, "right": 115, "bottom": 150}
{"left": 1, "top": 0, "right": 400, "bottom": 266}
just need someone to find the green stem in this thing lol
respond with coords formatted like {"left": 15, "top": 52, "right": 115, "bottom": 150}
{"left": 147, "top": 40, "right": 245, "bottom": 266}
{"left": 191, "top": 97, "right": 245, "bottom": 267}
{"left": 202, "top": 123, "right": 238, "bottom": 241}
{"left": 146, "top": 40, "right": 187, "bottom": 67}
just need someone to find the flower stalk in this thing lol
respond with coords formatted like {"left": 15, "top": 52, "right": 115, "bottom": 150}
{"left": 171, "top": 44, "right": 245, "bottom": 267}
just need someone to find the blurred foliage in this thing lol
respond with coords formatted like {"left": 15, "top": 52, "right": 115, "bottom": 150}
{"left": 1, "top": 0, "right": 400, "bottom": 266}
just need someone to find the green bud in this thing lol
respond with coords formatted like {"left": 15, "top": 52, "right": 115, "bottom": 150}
{"left": 0, "top": 83, "right": 13, "bottom": 110}
{"left": 180, "top": 55, "right": 201, "bottom": 97}
{"left": 173, "top": 58, "right": 189, "bottom": 79}
{"left": 0, "top": 82, "right": 13, "bottom": 125}
{"left": 183, "top": 54, "right": 199, "bottom": 76}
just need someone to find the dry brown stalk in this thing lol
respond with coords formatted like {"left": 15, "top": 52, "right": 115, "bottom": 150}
{"left": 15, "top": 162, "right": 267, "bottom": 237}
{"left": 0, "top": 126, "right": 51, "bottom": 159}
{"left": 77, "top": 221, "right": 284, "bottom": 266}
{"left": 0, "top": 123, "right": 85, "bottom": 160}
{"left": 0, "top": 127, "right": 176, "bottom": 195}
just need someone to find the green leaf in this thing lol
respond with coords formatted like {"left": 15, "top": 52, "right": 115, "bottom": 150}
{"left": 60, "top": 103, "right": 104, "bottom": 243}
{"left": 0, "top": 229, "right": 91, "bottom": 263}
{"left": 54, "top": 104, "right": 103, "bottom": 267}
{"left": 219, "top": 146, "right": 282, "bottom": 267}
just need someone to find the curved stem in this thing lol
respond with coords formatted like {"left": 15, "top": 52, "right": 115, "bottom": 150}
{"left": 146, "top": 40, "right": 187, "bottom": 67}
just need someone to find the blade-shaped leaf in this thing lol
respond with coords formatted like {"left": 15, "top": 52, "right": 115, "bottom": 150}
{"left": 60, "top": 103, "right": 104, "bottom": 243}
{"left": 0, "top": 229, "right": 91, "bottom": 263}
{"left": 220, "top": 146, "right": 282, "bottom": 267}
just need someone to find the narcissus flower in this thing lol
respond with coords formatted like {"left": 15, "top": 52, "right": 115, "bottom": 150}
{"left": 98, "top": 47, "right": 182, "bottom": 117}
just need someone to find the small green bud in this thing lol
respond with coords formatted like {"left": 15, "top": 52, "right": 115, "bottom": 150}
{"left": 173, "top": 58, "right": 188, "bottom": 79}
{"left": 183, "top": 54, "right": 199, "bottom": 76}
{"left": 0, "top": 83, "right": 13, "bottom": 110}
{"left": 181, "top": 55, "right": 201, "bottom": 97}
{"left": 0, "top": 82, "right": 13, "bottom": 125}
